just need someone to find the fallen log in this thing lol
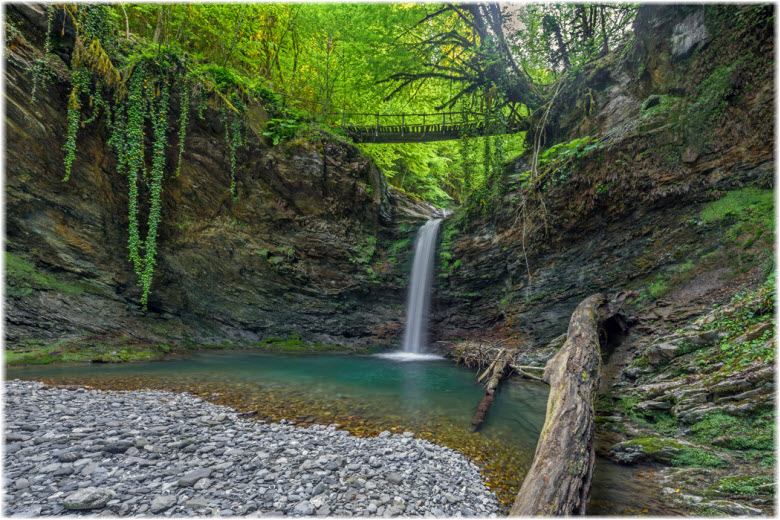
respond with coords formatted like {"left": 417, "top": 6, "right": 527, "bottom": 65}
{"left": 468, "top": 349, "right": 509, "bottom": 433}
{"left": 510, "top": 293, "right": 608, "bottom": 516}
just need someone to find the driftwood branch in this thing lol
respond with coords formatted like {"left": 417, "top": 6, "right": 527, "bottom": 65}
{"left": 468, "top": 349, "right": 510, "bottom": 433}
{"left": 510, "top": 293, "right": 608, "bottom": 516}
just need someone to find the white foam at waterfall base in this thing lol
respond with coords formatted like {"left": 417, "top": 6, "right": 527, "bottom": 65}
{"left": 374, "top": 352, "right": 444, "bottom": 362}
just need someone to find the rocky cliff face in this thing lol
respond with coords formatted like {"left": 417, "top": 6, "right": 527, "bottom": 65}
{"left": 432, "top": 4, "right": 773, "bottom": 350}
{"left": 5, "top": 4, "right": 436, "bottom": 351}
{"left": 430, "top": 6, "right": 774, "bottom": 514}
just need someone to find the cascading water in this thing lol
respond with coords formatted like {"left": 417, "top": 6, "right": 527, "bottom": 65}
{"left": 401, "top": 218, "right": 442, "bottom": 354}
{"left": 377, "top": 218, "right": 444, "bottom": 361}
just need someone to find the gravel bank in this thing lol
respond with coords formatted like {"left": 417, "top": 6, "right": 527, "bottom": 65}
{"left": 4, "top": 380, "right": 500, "bottom": 517}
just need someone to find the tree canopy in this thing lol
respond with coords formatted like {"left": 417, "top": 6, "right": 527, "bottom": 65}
{"left": 55, "top": 2, "right": 636, "bottom": 207}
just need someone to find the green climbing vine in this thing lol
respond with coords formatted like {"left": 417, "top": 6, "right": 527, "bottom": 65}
{"left": 219, "top": 99, "right": 245, "bottom": 198}
{"left": 175, "top": 79, "right": 190, "bottom": 176}
{"left": 29, "top": 5, "right": 54, "bottom": 103}
{"left": 32, "top": 4, "right": 250, "bottom": 310}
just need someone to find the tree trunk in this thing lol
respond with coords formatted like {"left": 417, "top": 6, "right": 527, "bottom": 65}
{"left": 509, "top": 293, "right": 607, "bottom": 516}
{"left": 152, "top": 7, "right": 163, "bottom": 45}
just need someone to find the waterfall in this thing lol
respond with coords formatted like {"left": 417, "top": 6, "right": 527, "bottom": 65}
{"left": 401, "top": 218, "right": 442, "bottom": 354}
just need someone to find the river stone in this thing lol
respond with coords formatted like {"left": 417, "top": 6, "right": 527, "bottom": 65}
{"left": 150, "top": 495, "right": 177, "bottom": 513}
{"left": 179, "top": 468, "right": 212, "bottom": 487}
{"left": 186, "top": 498, "right": 210, "bottom": 509}
{"left": 444, "top": 492, "right": 463, "bottom": 504}
{"left": 311, "top": 482, "right": 326, "bottom": 496}
{"left": 386, "top": 472, "right": 403, "bottom": 485}
{"left": 63, "top": 487, "right": 115, "bottom": 509}
{"left": 292, "top": 500, "right": 315, "bottom": 515}
{"left": 104, "top": 440, "right": 134, "bottom": 454}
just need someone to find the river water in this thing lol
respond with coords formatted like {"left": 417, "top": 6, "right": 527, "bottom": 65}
{"left": 6, "top": 351, "right": 676, "bottom": 515}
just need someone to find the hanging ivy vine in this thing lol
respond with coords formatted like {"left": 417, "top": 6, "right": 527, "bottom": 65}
{"left": 35, "top": 4, "right": 248, "bottom": 310}
{"left": 219, "top": 98, "right": 245, "bottom": 199}
{"left": 29, "top": 5, "right": 54, "bottom": 103}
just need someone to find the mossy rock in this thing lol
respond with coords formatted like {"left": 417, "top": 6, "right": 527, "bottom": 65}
{"left": 611, "top": 437, "right": 726, "bottom": 467}
{"left": 716, "top": 475, "right": 774, "bottom": 496}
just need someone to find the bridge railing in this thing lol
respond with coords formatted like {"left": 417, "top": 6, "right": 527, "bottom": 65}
{"left": 272, "top": 91, "right": 521, "bottom": 137}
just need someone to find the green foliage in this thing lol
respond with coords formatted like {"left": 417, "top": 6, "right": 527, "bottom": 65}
{"left": 621, "top": 437, "right": 726, "bottom": 468}
{"left": 438, "top": 220, "right": 461, "bottom": 277}
{"left": 700, "top": 187, "right": 774, "bottom": 233}
{"left": 350, "top": 235, "right": 376, "bottom": 265}
{"left": 5, "top": 337, "right": 173, "bottom": 365}
{"left": 219, "top": 100, "right": 245, "bottom": 198}
{"left": 387, "top": 236, "right": 412, "bottom": 266}
{"left": 717, "top": 475, "right": 774, "bottom": 496}
{"left": 37, "top": 5, "right": 261, "bottom": 309}
{"left": 684, "top": 62, "right": 740, "bottom": 148}
{"left": 509, "top": 135, "right": 600, "bottom": 192}
{"left": 639, "top": 94, "right": 682, "bottom": 119}
{"left": 691, "top": 409, "right": 774, "bottom": 451}
{"left": 263, "top": 118, "right": 302, "bottom": 146}
{"left": 646, "top": 275, "right": 670, "bottom": 300}
{"left": 28, "top": 5, "right": 55, "bottom": 103}
{"left": 697, "top": 274, "right": 775, "bottom": 369}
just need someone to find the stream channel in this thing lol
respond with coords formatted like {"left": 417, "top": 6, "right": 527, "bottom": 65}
{"left": 6, "top": 350, "right": 679, "bottom": 515}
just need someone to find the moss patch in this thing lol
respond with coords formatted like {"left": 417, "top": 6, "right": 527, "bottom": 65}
{"left": 690, "top": 409, "right": 774, "bottom": 452}
{"left": 5, "top": 337, "right": 173, "bottom": 365}
{"left": 623, "top": 437, "right": 726, "bottom": 468}
{"left": 700, "top": 187, "right": 774, "bottom": 232}
{"left": 716, "top": 475, "right": 774, "bottom": 496}
{"left": 5, "top": 251, "right": 108, "bottom": 298}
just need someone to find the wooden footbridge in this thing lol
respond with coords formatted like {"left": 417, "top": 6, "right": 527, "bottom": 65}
{"left": 339, "top": 111, "right": 531, "bottom": 144}
{"left": 275, "top": 92, "right": 530, "bottom": 144}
